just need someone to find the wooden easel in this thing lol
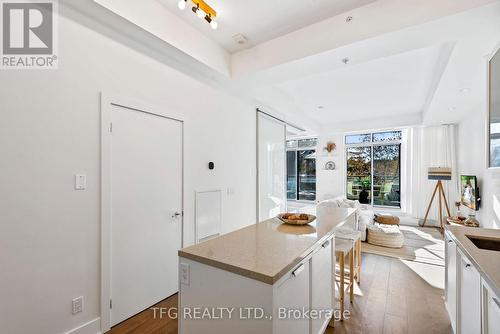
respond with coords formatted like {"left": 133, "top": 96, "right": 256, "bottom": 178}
{"left": 422, "top": 180, "right": 451, "bottom": 232}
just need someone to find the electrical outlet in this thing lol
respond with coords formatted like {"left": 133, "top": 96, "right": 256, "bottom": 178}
{"left": 72, "top": 296, "right": 83, "bottom": 315}
{"left": 180, "top": 263, "right": 190, "bottom": 285}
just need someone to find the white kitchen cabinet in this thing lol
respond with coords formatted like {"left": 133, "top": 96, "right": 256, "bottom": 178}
{"left": 482, "top": 279, "right": 500, "bottom": 334}
{"left": 275, "top": 261, "right": 310, "bottom": 334}
{"left": 458, "top": 249, "right": 481, "bottom": 334}
{"left": 445, "top": 232, "right": 457, "bottom": 333}
{"left": 310, "top": 238, "right": 334, "bottom": 334}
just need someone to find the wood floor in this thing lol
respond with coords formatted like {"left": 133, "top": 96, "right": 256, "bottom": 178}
{"left": 108, "top": 253, "right": 451, "bottom": 334}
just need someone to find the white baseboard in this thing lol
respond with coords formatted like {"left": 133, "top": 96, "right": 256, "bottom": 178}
{"left": 64, "top": 318, "right": 101, "bottom": 334}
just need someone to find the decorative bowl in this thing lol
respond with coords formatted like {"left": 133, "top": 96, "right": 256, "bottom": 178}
{"left": 277, "top": 213, "right": 316, "bottom": 225}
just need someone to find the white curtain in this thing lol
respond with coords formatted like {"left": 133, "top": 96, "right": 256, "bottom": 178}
{"left": 407, "top": 125, "right": 459, "bottom": 224}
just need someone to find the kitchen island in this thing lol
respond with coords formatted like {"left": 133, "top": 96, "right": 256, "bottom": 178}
{"left": 178, "top": 207, "right": 357, "bottom": 334}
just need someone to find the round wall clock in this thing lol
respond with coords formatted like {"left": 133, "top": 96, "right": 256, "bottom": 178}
{"left": 325, "top": 161, "right": 336, "bottom": 170}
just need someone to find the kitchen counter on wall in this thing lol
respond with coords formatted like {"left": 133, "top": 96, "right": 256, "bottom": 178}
{"left": 446, "top": 225, "right": 500, "bottom": 297}
{"left": 179, "top": 207, "right": 356, "bottom": 284}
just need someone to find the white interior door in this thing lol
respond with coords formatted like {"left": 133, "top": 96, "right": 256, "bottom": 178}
{"left": 110, "top": 104, "right": 183, "bottom": 326}
{"left": 257, "top": 113, "right": 286, "bottom": 221}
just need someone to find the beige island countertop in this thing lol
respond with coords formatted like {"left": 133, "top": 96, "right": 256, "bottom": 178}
{"left": 179, "top": 207, "right": 356, "bottom": 285}
{"left": 446, "top": 225, "right": 500, "bottom": 296}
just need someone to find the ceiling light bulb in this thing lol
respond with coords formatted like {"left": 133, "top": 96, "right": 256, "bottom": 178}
{"left": 197, "top": 8, "right": 205, "bottom": 18}
{"left": 210, "top": 20, "right": 218, "bottom": 29}
{"left": 178, "top": 0, "right": 186, "bottom": 10}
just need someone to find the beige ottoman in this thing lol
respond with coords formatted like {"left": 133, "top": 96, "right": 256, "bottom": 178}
{"left": 367, "top": 223, "right": 404, "bottom": 248}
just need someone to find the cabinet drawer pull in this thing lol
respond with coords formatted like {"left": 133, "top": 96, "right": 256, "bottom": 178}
{"left": 464, "top": 263, "right": 471, "bottom": 268}
{"left": 448, "top": 239, "right": 453, "bottom": 243}
{"left": 292, "top": 264, "right": 305, "bottom": 277}
{"left": 322, "top": 240, "right": 330, "bottom": 248}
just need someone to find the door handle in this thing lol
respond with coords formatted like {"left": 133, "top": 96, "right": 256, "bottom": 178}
{"left": 292, "top": 264, "right": 305, "bottom": 277}
{"left": 172, "top": 211, "right": 182, "bottom": 218}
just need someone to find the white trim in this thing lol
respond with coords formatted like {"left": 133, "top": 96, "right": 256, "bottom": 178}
{"left": 63, "top": 318, "right": 101, "bottom": 334}
{"left": 100, "top": 92, "right": 185, "bottom": 332}
{"left": 486, "top": 44, "right": 500, "bottom": 170}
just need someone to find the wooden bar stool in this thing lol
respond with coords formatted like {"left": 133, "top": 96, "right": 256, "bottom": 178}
{"left": 336, "top": 230, "right": 362, "bottom": 284}
{"left": 335, "top": 238, "right": 355, "bottom": 320}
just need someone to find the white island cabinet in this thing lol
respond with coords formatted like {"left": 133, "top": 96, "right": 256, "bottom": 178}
{"left": 178, "top": 208, "right": 356, "bottom": 334}
{"left": 445, "top": 227, "right": 500, "bottom": 334}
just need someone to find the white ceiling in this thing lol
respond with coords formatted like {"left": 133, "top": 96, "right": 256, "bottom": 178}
{"left": 86, "top": 0, "right": 500, "bottom": 134}
{"left": 158, "top": 0, "right": 376, "bottom": 53}
{"left": 275, "top": 45, "right": 443, "bottom": 125}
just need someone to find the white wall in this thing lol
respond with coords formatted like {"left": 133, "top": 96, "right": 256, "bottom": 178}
{"left": 0, "top": 11, "right": 256, "bottom": 334}
{"left": 457, "top": 112, "right": 500, "bottom": 228}
{"left": 315, "top": 134, "right": 346, "bottom": 201}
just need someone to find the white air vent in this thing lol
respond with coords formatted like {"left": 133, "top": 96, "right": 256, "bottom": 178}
{"left": 232, "top": 33, "right": 248, "bottom": 45}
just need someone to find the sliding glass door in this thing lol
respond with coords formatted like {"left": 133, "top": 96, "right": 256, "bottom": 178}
{"left": 373, "top": 144, "right": 400, "bottom": 207}
{"left": 346, "top": 146, "right": 372, "bottom": 204}
{"left": 297, "top": 150, "right": 316, "bottom": 201}
{"left": 287, "top": 151, "right": 297, "bottom": 200}
{"left": 287, "top": 139, "right": 317, "bottom": 202}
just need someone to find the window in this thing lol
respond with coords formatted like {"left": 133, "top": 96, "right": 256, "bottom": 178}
{"left": 287, "top": 138, "right": 317, "bottom": 201}
{"left": 346, "top": 131, "right": 401, "bottom": 208}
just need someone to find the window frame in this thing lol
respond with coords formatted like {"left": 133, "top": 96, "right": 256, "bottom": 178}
{"left": 345, "top": 131, "right": 402, "bottom": 208}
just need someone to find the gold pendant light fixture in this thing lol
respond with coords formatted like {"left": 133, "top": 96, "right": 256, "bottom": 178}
{"left": 178, "top": 0, "right": 218, "bottom": 30}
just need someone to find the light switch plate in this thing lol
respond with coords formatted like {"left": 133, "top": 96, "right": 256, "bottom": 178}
{"left": 75, "top": 174, "right": 86, "bottom": 190}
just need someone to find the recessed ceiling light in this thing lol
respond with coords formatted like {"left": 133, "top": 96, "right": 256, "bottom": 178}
{"left": 460, "top": 88, "right": 471, "bottom": 93}
{"left": 448, "top": 107, "right": 456, "bottom": 111}
{"left": 317, "top": 106, "right": 325, "bottom": 110}
{"left": 342, "top": 57, "right": 350, "bottom": 64}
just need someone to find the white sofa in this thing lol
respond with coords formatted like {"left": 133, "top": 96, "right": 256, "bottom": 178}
{"left": 317, "top": 196, "right": 374, "bottom": 241}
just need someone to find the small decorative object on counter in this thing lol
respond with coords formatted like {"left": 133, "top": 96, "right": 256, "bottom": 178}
{"left": 446, "top": 216, "right": 467, "bottom": 225}
{"left": 464, "top": 214, "right": 480, "bottom": 227}
{"left": 325, "top": 161, "right": 336, "bottom": 170}
{"left": 324, "top": 141, "right": 336, "bottom": 154}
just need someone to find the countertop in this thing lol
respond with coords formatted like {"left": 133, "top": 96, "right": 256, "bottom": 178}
{"left": 179, "top": 207, "right": 356, "bottom": 285}
{"left": 446, "top": 225, "right": 500, "bottom": 297}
